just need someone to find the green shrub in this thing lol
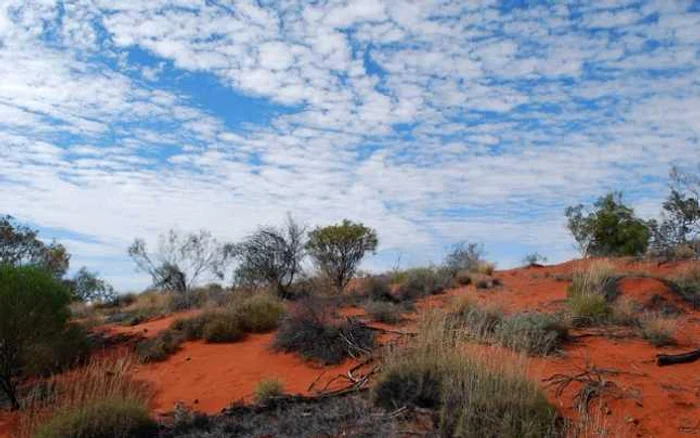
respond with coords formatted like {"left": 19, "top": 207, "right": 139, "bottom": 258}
{"left": 136, "top": 330, "right": 184, "bottom": 363}
{"left": 273, "top": 300, "right": 375, "bottom": 364}
{"left": 253, "top": 378, "right": 285, "bottom": 404}
{"left": 358, "top": 276, "right": 395, "bottom": 302}
{"left": 233, "top": 293, "right": 285, "bottom": 333}
{"left": 0, "top": 265, "right": 72, "bottom": 410}
{"left": 568, "top": 294, "right": 611, "bottom": 326}
{"left": 363, "top": 300, "right": 402, "bottom": 324}
{"left": 24, "top": 323, "right": 91, "bottom": 377}
{"left": 495, "top": 313, "right": 568, "bottom": 356}
{"left": 201, "top": 312, "right": 245, "bottom": 343}
{"left": 455, "top": 270, "right": 472, "bottom": 285}
{"left": 397, "top": 267, "right": 454, "bottom": 301}
{"left": 32, "top": 396, "right": 156, "bottom": 438}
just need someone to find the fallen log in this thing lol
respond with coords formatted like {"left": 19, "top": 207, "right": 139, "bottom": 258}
{"left": 656, "top": 349, "right": 700, "bottom": 367}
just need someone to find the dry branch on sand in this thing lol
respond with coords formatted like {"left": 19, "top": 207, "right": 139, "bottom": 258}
{"left": 656, "top": 349, "right": 700, "bottom": 366}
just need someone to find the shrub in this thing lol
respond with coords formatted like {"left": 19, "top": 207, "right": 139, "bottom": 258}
{"left": 0, "top": 265, "right": 72, "bottom": 410}
{"left": 357, "top": 276, "right": 395, "bottom": 302}
{"left": 611, "top": 296, "right": 641, "bottom": 326}
{"left": 451, "top": 300, "right": 503, "bottom": 341}
{"left": 364, "top": 301, "right": 402, "bottom": 324}
{"left": 397, "top": 267, "right": 454, "bottom": 301}
{"left": 476, "top": 262, "right": 495, "bottom": 276}
{"left": 24, "top": 323, "right": 91, "bottom": 377}
{"left": 471, "top": 273, "right": 499, "bottom": 289}
{"left": 522, "top": 252, "right": 548, "bottom": 266}
{"left": 669, "top": 265, "right": 700, "bottom": 308}
{"left": 568, "top": 293, "right": 611, "bottom": 326}
{"left": 233, "top": 293, "right": 285, "bottom": 333}
{"left": 136, "top": 330, "right": 184, "bottom": 363}
{"left": 495, "top": 313, "right": 568, "bottom": 356}
{"left": 444, "top": 242, "right": 486, "bottom": 275}
{"left": 253, "top": 378, "right": 285, "bottom": 404}
{"left": 273, "top": 300, "right": 375, "bottom": 364}
{"left": 455, "top": 270, "right": 472, "bottom": 285}
{"left": 372, "top": 312, "right": 560, "bottom": 437}
{"left": 201, "top": 312, "right": 245, "bottom": 343}
{"left": 639, "top": 313, "right": 676, "bottom": 347}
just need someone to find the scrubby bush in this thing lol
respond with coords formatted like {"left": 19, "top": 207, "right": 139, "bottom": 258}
{"left": 669, "top": 265, "right": 700, "bottom": 308}
{"left": 273, "top": 299, "right": 375, "bottom": 364}
{"left": 455, "top": 270, "right": 472, "bottom": 285}
{"left": 522, "top": 252, "right": 548, "bottom": 266}
{"left": 639, "top": 313, "right": 676, "bottom": 347}
{"left": 363, "top": 300, "right": 402, "bottom": 324}
{"left": 233, "top": 293, "right": 285, "bottom": 333}
{"left": 356, "top": 275, "right": 395, "bottom": 302}
{"left": 495, "top": 313, "right": 568, "bottom": 356}
{"left": 444, "top": 242, "right": 486, "bottom": 275}
{"left": 372, "top": 312, "right": 560, "bottom": 437}
{"left": 0, "top": 265, "right": 72, "bottom": 410}
{"left": 200, "top": 312, "right": 246, "bottom": 343}
{"left": 396, "top": 267, "right": 454, "bottom": 301}
{"left": 611, "top": 296, "right": 641, "bottom": 326}
{"left": 450, "top": 298, "right": 503, "bottom": 341}
{"left": 253, "top": 378, "right": 285, "bottom": 404}
{"left": 24, "top": 323, "right": 91, "bottom": 377}
{"left": 136, "top": 330, "right": 184, "bottom": 363}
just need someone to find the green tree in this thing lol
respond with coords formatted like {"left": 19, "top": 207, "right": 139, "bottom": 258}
{"left": 0, "top": 215, "right": 70, "bottom": 278}
{"left": 0, "top": 265, "right": 71, "bottom": 410}
{"left": 565, "top": 192, "right": 650, "bottom": 257}
{"left": 306, "top": 220, "right": 378, "bottom": 292}
{"left": 66, "top": 267, "right": 116, "bottom": 303}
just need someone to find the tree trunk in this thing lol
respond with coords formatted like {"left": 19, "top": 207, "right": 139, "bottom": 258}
{"left": 656, "top": 349, "right": 700, "bottom": 367}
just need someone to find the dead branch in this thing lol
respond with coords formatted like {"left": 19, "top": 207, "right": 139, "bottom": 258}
{"left": 656, "top": 349, "right": 700, "bottom": 367}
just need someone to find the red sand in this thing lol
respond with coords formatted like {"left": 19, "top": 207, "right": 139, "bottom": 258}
{"left": 2, "top": 258, "right": 698, "bottom": 438}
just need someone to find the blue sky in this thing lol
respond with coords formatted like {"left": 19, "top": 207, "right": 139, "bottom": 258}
{"left": 1, "top": 0, "right": 699, "bottom": 291}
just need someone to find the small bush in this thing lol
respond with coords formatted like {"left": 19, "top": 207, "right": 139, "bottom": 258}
{"left": 568, "top": 293, "right": 611, "bottom": 326}
{"left": 455, "top": 270, "right": 472, "bottom": 285}
{"left": 471, "top": 273, "right": 500, "bottom": 289}
{"left": 476, "top": 262, "right": 495, "bottom": 276}
{"left": 373, "top": 312, "right": 560, "bottom": 437}
{"left": 273, "top": 300, "right": 375, "bottom": 364}
{"left": 253, "top": 378, "right": 285, "bottom": 404}
{"left": 639, "top": 313, "right": 676, "bottom": 347}
{"left": 136, "top": 330, "right": 184, "bottom": 363}
{"left": 397, "top": 267, "right": 454, "bottom": 301}
{"left": 495, "top": 313, "right": 568, "bottom": 356}
{"left": 364, "top": 300, "right": 402, "bottom": 324}
{"left": 357, "top": 276, "right": 395, "bottom": 302}
{"left": 451, "top": 300, "right": 503, "bottom": 341}
{"left": 32, "top": 396, "right": 156, "bottom": 438}
{"left": 522, "top": 252, "right": 548, "bottom": 266}
{"left": 233, "top": 293, "right": 285, "bottom": 333}
{"left": 201, "top": 312, "right": 245, "bottom": 343}
{"left": 670, "top": 265, "right": 700, "bottom": 308}
{"left": 611, "top": 296, "right": 641, "bottom": 326}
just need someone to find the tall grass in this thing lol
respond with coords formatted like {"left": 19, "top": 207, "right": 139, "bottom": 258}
{"left": 373, "top": 311, "right": 561, "bottom": 437}
{"left": 568, "top": 262, "right": 617, "bottom": 324}
{"left": 17, "top": 354, "right": 154, "bottom": 438}
{"left": 670, "top": 265, "right": 700, "bottom": 308}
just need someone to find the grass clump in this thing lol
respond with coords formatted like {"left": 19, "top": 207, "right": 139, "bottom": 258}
{"left": 233, "top": 293, "right": 285, "bottom": 333}
{"left": 669, "top": 265, "right": 700, "bottom": 308}
{"left": 136, "top": 329, "right": 185, "bottom": 363}
{"left": 639, "top": 313, "right": 677, "bottom": 347}
{"left": 372, "top": 312, "right": 561, "bottom": 437}
{"left": 253, "top": 378, "right": 285, "bottom": 404}
{"left": 364, "top": 300, "right": 402, "bottom": 324}
{"left": 273, "top": 299, "right": 375, "bottom": 364}
{"left": 495, "top": 313, "right": 568, "bottom": 356}
{"left": 19, "top": 355, "right": 154, "bottom": 438}
{"left": 567, "top": 262, "right": 617, "bottom": 325}
{"left": 451, "top": 297, "right": 567, "bottom": 356}
{"left": 396, "top": 267, "right": 454, "bottom": 301}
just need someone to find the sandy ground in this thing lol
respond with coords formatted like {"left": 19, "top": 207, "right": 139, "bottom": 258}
{"left": 2, "top": 258, "right": 698, "bottom": 437}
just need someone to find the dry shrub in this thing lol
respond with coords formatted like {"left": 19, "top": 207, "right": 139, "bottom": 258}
{"left": 253, "top": 377, "right": 285, "bottom": 404}
{"left": 363, "top": 300, "right": 402, "bottom": 324}
{"left": 232, "top": 292, "right": 285, "bottom": 333}
{"left": 273, "top": 298, "right": 375, "bottom": 364}
{"left": 17, "top": 354, "right": 154, "bottom": 438}
{"left": 373, "top": 311, "right": 561, "bottom": 437}
{"left": 611, "top": 296, "right": 641, "bottom": 326}
{"left": 396, "top": 267, "right": 454, "bottom": 301}
{"left": 476, "top": 262, "right": 496, "bottom": 276}
{"left": 670, "top": 264, "right": 700, "bottom": 308}
{"left": 639, "top": 312, "right": 677, "bottom": 347}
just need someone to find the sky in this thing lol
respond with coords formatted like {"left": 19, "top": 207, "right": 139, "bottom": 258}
{"left": 1, "top": 0, "right": 699, "bottom": 291}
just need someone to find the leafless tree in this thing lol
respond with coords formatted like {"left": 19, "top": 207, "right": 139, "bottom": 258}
{"left": 233, "top": 215, "right": 306, "bottom": 298}
{"left": 128, "top": 229, "right": 233, "bottom": 295}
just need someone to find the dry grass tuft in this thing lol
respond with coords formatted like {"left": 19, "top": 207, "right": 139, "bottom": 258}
{"left": 17, "top": 354, "right": 154, "bottom": 438}
{"left": 639, "top": 312, "right": 677, "bottom": 347}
